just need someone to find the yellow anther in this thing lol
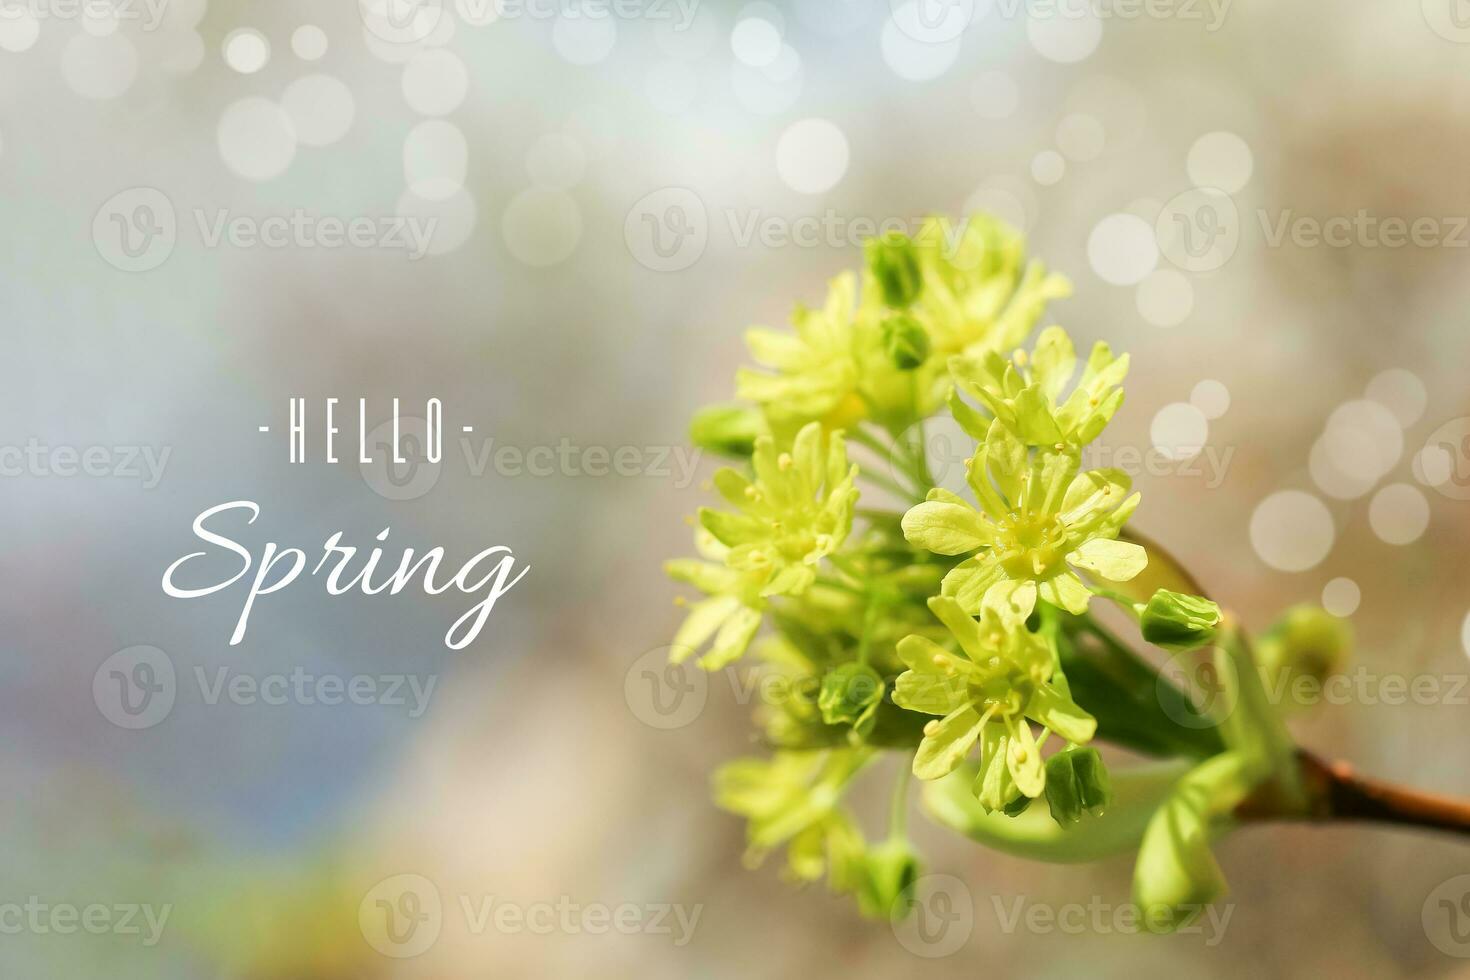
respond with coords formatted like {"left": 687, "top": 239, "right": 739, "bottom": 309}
{"left": 778, "top": 452, "right": 793, "bottom": 470}
{"left": 924, "top": 720, "right": 940, "bottom": 736}
{"left": 674, "top": 596, "right": 687, "bottom": 607}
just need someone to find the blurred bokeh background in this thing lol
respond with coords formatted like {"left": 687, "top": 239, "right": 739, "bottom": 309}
{"left": 4, "top": 0, "right": 1470, "bottom": 975}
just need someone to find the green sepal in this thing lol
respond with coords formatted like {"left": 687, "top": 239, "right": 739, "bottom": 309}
{"left": 1140, "top": 589, "right": 1222, "bottom": 652}
{"left": 689, "top": 403, "right": 762, "bottom": 458}
{"left": 1043, "top": 745, "right": 1113, "bottom": 826}
{"left": 817, "top": 663, "right": 885, "bottom": 735}
{"left": 865, "top": 231, "right": 922, "bottom": 309}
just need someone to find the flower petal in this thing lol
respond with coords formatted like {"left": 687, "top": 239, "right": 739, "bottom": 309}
{"left": 701, "top": 604, "right": 763, "bottom": 670}
{"left": 941, "top": 556, "right": 1006, "bottom": 613}
{"left": 913, "top": 706, "right": 986, "bottom": 780}
{"left": 1038, "top": 571, "right": 1092, "bottom": 614}
{"left": 1027, "top": 683, "right": 1098, "bottom": 743}
{"left": 1068, "top": 538, "right": 1148, "bottom": 582}
{"left": 1059, "top": 468, "right": 1132, "bottom": 529}
{"left": 670, "top": 594, "right": 741, "bottom": 661}
{"left": 1006, "top": 719, "right": 1046, "bottom": 798}
{"left": 902, "top": 500, "right": 994, "bottom": 555}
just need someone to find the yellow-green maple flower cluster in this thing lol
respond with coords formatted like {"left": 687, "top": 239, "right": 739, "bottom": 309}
{"left": 662, "top": 213, "right": 1333, "bottom": 935}
{"left": 665, "top": 212, "right": 1159, "bottom": 916}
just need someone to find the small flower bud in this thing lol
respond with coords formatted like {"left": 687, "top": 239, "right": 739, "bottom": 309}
{"left": 858, "top": 838, "right": 922, "bottom": 921}
{"left": 818, "top": 663, "right": 885, "bottom": 734}
{"left": 1257, "top": 604, "right": 1351, "bottom": 695}
{"left": 1043, "top": 746, "right": 1113, "bottom": 826}
{"left": 688, "top": 403, "right": 761, "bottom": 459}
{"left": 865, "top": 232, "right": 922, "bottom": 309}
{"left": 1140, "top": 589, "right": 1222, "bottom": 652}
{"left": 881, "top": 313, "right": 931, "bottom": 370}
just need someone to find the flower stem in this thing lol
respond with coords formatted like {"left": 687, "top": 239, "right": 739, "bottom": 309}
{"left": 889, "top": 761, "right": 912, "bottom": 840}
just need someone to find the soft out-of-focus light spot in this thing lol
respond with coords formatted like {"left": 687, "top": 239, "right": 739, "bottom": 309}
{"left": 731, "top": 17, "right": 782, "bottom": 67}
{"left": 501, "top": 188, "right": 582, "bottom": 266}
{"left": 1135, "top": 269, "right": 1193, "bottom": 327}
{"left": 1321, "top": 399, "right": 1403, "bottom": 486}
{"left": 765, "top": 44, "right": 802, "bottom": 82}
{"left": 1056, "top": 114, "right": 1105, "bottom": 161}
{"left": 404, "top": 119, "right": 467, "bottom": 200}
{"left": 217, "top": 97, "right": 297, "bottom": 181}
{"left": 292, "top": 25, "right": 328, "bottom": 61}
{"left": 161, "top": 30, "right": 206, "bottom": 74}
{"left": 1088, "top": 213, "right": 1158, "bottom": 285}
{"left": 62, "top": 34, "right": 139, "bottom": 100}
{"left": 732, "top": 57, "right": 803, "bottom": 115}
{"left": 1322, "top": 577, "right": 1360, "bottom": 617}
{"left": 553, "top": 14, "right": 616, "bottom": 65}
{"left": 1251, "top": 490, "right": 1335, "bottom": 572}
{"left": 1027, "top": 7, "right": 1101, "bottom": 63}
{"left": 646, "top": 60, "right": 699, "bottom": 114}
{"left": 566, "top": 103, "right": 616, "bottom": 159}
{"left": 402, "top": 49, "right": 468, "bottom": 115}
{"left": 970, "top": 71, "right": 1018, "bottom": 119}
{"left": 1151, "top": 402, "right": 1208, "bottom": 461}
{"left": 882, "top": 3, "right": 960, "bottom": 80}
{"left": 1369, "top": 483, "right": 1429, "bottom": 544}
{"left": 397, "top": 186, "right": 477, "bottom": 256}
{"left": 1413, "top": 443, "right": 1454, "bottom": 489}
{"left": 1191, "top": 380, "right": 1230, "bottom": 419}
{"left": 1186, "top": 131, "right": 1254, "bottom": 193}
{"left": 223, "top": 28, "right": 271, "bottom": 74}
{"left": 1366, "top": 368, "right": 1427, "bottom": 427}
{"left": 740, "top": 1, "right": 786, "bottom": 33}
{"left": 964, "top": 177, "right": 1033, "bottom": 233}
{"left": 282, "top": 75, "right": 355, "bottom": 148}
{"left": 82, "top": 6, "right": 119, "bottom": 36}
{"left": 0, "top": 9, "right": 40, "bottom": 52}
{"left": 654, "top": 12, "right": 717, "bottom": 59}
{"left": 525, "top": 133, "right": 587, "bottom": 190}
{"left": 1310, "top": 437, "right": 1379, "bottom": 501}
{"left": 775, "top": 118, "right": 849, "bottom": 194}
{"left": 1030, "top": 151, "right": 1065, "bottom": 186}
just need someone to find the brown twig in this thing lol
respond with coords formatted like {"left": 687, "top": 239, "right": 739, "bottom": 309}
{"left": 1243, "top": 751, "right": 1470, "bottom": 838}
